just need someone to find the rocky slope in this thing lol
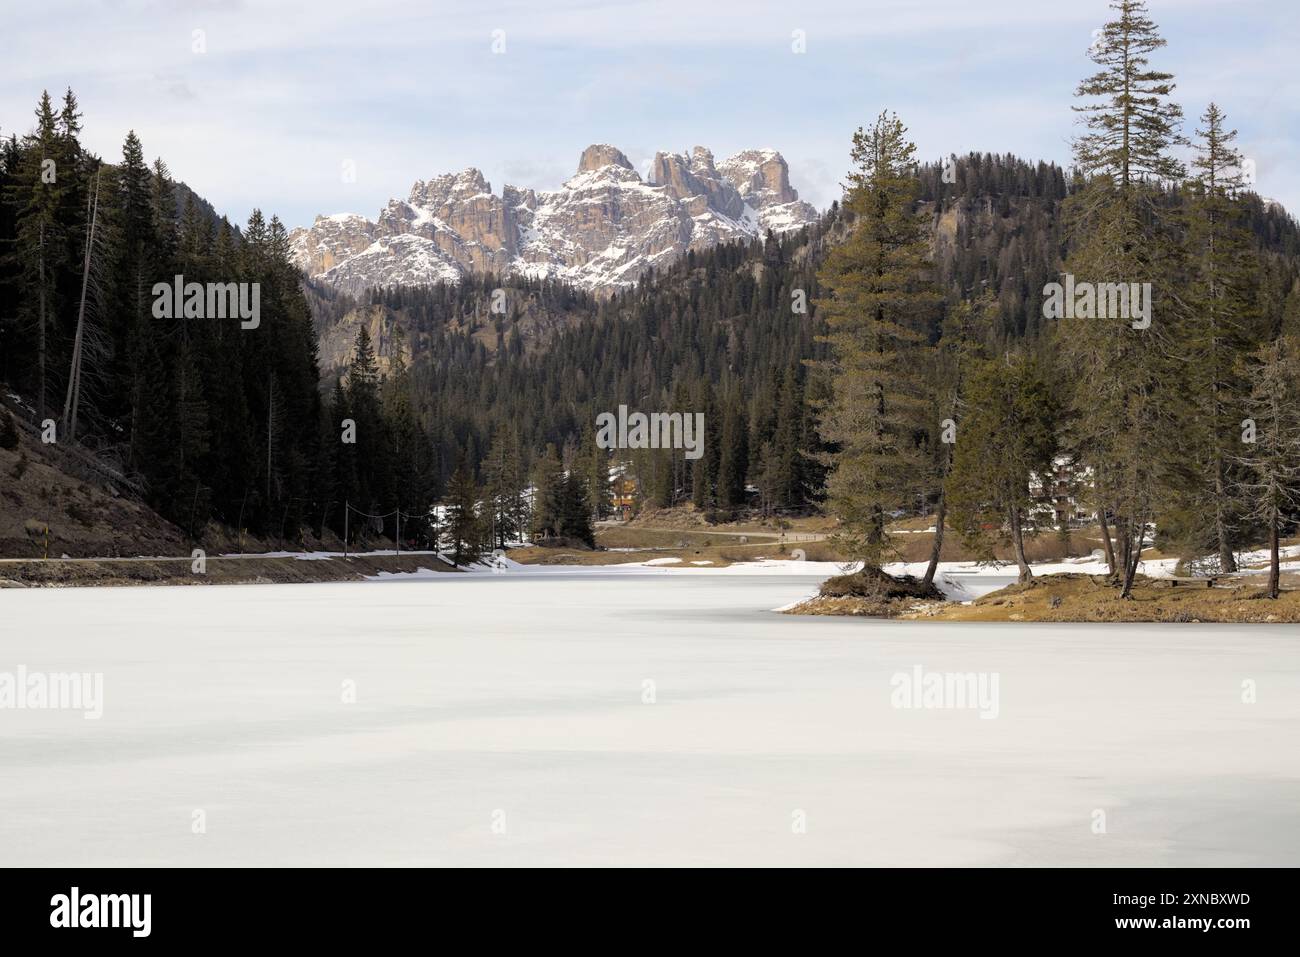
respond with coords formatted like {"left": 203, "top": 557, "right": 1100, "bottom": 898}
{"left": 290, "top": 145, "right": 818, "bottom": 295}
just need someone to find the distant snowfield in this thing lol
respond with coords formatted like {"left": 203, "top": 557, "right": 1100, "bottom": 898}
{"left": 1, "top": 568, "right": 1297, "bottom": 867}
{"left": 460, "top": 552, "right": 1183, "bottom": 604}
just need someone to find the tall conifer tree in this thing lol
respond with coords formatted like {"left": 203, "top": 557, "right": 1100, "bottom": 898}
{"left": 815, "top": 111, "right": 938, "bottom": 571}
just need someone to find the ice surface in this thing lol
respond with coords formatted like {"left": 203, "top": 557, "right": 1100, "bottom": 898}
{"left": 1, "top": 567, "right": 1297, "bottom": 866}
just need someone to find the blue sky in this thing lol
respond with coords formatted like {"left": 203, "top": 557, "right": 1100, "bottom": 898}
{"left": 3, "top": 0, "right": 1296, "bottom": 229}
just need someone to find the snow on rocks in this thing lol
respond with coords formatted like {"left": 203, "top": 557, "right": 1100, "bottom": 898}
{"left": 289, "top": 144, "right": 819, "bottom": 296}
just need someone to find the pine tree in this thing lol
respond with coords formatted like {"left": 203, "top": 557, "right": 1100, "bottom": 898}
{"left": 6, "top": 92, "right": 66, "bottom": 422}
{"left": 921, "top": 295, "right": 992, "bottom": 587}
{"left": 1282, "top": 281, "right": 1300, "bottom": 341}
{"left": 150, "top": 158, "right": 177, "bottom": 263}
{"left": 946, "top": 351, "right": 1059, "bottom": 582}
{"left": 770, "top": 365, "right": 807, "bottom": 511}
{"left": 114, "top": 130, "right": 163, "bottom": 459}
{"left": 344, "top": 324, "right": 387, "bottom": 522}
{"left": 814, "top": 111, "right": 939, "bottom": 570}
{"left": 690, "top": 381, "right": 720, "bottom": 513}
{"left": 1235, "top": 338, "right": 1300, "bottom": 598}
{"left": 1073, "top": 0, "right": 1184, "bottom": 188}
{"left": 1165, "top": 104, "right": 1258, "bottom": 571}
{"left": 579, "top": 427, "right": 610, "bottom": 522}
{"left": 483, "top": 422, "right": 526, "bottom": 547}
{"left": 1063, "top": 0, "right": 1184, "bottom": 597}
{"left": 716, "top": 386, "right": 749, "bottom": 518}
{"left": 328, "top": 377, "right": 357, "bottom": 534}
{"left": 382, "top": 332, "right": 427, "bottom": 531}
{"left": 443, "top": 455, "right": 483, "bottom": 565}
{"left": 557, "top": 471, "right": 595, "bottom": 546}
{"left": 530, "top": 443, "right": 565, "bottom": 541}
{"left": 178, "top": 194, "right": 211, "bottom": 270}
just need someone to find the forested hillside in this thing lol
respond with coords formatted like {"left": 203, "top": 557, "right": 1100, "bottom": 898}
{"left": 313, "top": 142, "right": 1299, "bottom": 556}
{"left": 312, "top": 227, "right": 830, "bottom": 528}
{"left": 1, "top": 90, "right": 329, "bottom": 541}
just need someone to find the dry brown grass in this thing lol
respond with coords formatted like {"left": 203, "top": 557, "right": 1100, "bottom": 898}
{"left": 622, "top": 505, "right": 834, "bottom": 536}
{"left": 594, "top": 526, "right": 780, "bottom": 550}
{"left": 904, "top": 573, "right": 1300, "bottom": 623}
{"left": 510, "top": 534, "right": 843, "bottom": 567}
{"left": 508, "top": 547, "right": 662, "bottom": 566}
{"left": 785, "top": 572, "right": 1300, "bottom": 622}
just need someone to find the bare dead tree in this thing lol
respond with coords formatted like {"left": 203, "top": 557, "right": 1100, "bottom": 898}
{"left": 62, "top": 169, "right": 100, "bottom": 442}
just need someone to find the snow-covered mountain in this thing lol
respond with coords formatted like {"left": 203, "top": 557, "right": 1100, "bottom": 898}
{"left": 290, "top": 144, "right": 818, "bottom": 295}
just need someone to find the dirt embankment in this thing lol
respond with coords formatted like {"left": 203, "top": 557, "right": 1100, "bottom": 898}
{"left": 1, "top": 419, "right": 191, "bottom": 559}
{"left": 0, "top": 553, "right": 457, "bottom": 588}
{"left": 1, "top": 405, "right": 456, "bottom": 586}
{"left": 0, "top": 428, "right": 367, "bottom": 563}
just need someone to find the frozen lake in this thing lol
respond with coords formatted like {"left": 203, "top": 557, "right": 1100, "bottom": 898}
{"left": 2, "top": 565, "right": 1298, "bottom": 866}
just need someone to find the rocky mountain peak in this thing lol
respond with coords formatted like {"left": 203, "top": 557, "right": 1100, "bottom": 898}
{"left": 690, "top": 146, "right": 717, "bottom": 174}
{"left": 648, "top": 147, "right": 745, "bottom": 221}
{"left": 290, "top": 143, "right": 820, "bottom": 295}
{"left": 718, "top": 149, "right": 800, "bottom": 206}
{"left": 408, "top": 167, "right": 492, "bottom": 210}
{"left": 577, "top": 144, "right": 634, "bottom": 174}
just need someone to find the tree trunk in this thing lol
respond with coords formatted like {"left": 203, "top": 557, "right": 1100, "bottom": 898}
{"left": 1214, "top": 459, "right": 1237, "bottom": 572}
{"left": 1120, "top": 555, "right": 1137, "bottom": 598}
{"left": 1097, "top": 508, "right": 1117, "bottom": 578}
{"left": 1120, "top": 518, "right": 1146, "bottom": 599}
{"left": 921, "top": 491, "right": 946, "bottom": 589}
{"left": 64, "top": 173, "right": 99, "bottom": 443}
{"left": 1267, "top": 516, "right": 1280, "bottom": 600}
{"left": 1009, "top": 504, "right": 1032, "bottom": 583}
{"left": 869, "top": 501, "right": 886, "bottom": 555}
{"left": 37, "top": 222, "right": 46, "bottom": 423}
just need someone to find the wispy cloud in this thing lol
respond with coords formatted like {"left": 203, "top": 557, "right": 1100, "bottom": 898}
{"left": 2, "top": 0, "right": 1293, "bottom": 227}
